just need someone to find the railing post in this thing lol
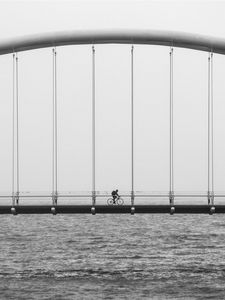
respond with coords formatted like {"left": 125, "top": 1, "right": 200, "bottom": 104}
{"left": 131, "top": 191, "right": 134, "bottom": 207}
{"left": 207, "top": 191, "right": 211, "bottom": 205}
{"left": 169, "top": 191, "right": 174, "bottom": 206}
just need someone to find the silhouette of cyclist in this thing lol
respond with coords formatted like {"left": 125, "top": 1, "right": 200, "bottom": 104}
{"left": 111, "top": 189, "right": 119, "bottom": 204}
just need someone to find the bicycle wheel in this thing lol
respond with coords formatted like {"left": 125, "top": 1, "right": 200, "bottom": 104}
{"left": 107, "top": 198, "right": 114, "bottom": 205}
{"left": 117, "top": 197, "right": 124, "bottom": 205}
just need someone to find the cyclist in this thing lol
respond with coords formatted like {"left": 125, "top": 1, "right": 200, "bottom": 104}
{"left": 111, "top": 189, "right": 119, "bottom": 204}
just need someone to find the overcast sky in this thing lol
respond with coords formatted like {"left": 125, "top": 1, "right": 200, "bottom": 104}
{"left": 0, "top": 0, "right": 225, "bottom": 195}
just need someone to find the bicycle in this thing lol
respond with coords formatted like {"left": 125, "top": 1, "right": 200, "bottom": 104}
{"left": 107, "top": 196, "right": 124, "bottom": 205}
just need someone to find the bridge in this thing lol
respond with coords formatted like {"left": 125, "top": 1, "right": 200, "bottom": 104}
{"left": 0, "top": 29, "right": 224, "bottom": 215}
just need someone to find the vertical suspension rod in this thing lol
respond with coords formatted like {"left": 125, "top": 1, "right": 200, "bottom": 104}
{"left": 15, "top": 53, "right": 19, "bottom": 204}
{"left": 92, "top": 46, "right": 96, "bottom": 206}
{"left": 131, "top": 45, "right": 134, "bottom": 206}
{"left": 54, "top": 48, "right": 58, "bottom": 197}
{"left": 52, "top": 48, "right": 55, "bottom": 202}
{"left": 208, "top": 52, "right": 214, "bottom": 204}
{"left": 207, "top": 53, "right": 210, "bottom": 202}
{"left": 52, "top": 48, "right": 58, "bottom": 205}
{"left": 12, "top": 53, "right": 15, "bottom": 206}
{"left": 169, "top": 47, "right": 174, "bottom": 204}
{"left": 211, "top": 52, "right": 214, "bottom": 200}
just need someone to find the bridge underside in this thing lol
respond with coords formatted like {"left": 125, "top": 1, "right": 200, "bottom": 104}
{"left": 2, "top": 205, "right": 224, "bottom": 214}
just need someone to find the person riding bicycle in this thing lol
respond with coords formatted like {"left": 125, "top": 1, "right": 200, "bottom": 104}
{"left": 111, "top": 189, "right": 119, "bottom": 204}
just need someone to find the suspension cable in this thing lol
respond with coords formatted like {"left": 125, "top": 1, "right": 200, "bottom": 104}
{"left": 92, "top": 45, "right": 96, "bottom": 206}
{"left": 131, "top": 45, "right": 134, "bottom": 206}
{"left": 169, "top": 47, "right": 174, "bottom": 203}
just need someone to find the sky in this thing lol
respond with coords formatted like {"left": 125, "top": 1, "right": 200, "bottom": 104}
{"left": 0, "top": 0, "right": 225, "bottom": 195}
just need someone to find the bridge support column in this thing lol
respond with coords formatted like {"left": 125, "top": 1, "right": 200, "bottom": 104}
{"left": 91, "top": 206, "right": 96, "bottom": 215}
{"left": 209, "top": 205, "right": 215, "bottom": 215}
{"left": 11, "top": 207, "right": 17, "bottom": 215}
{"left": 170, "top": 206, "right": 175, "bottom": 215}
{"left": 51, "top": 206, "right": 57, "bottom": 215}
{"left": 131, "top": 206, "right": 135, "bottom": 215}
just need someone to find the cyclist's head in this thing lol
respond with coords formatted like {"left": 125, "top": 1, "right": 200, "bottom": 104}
{"left": 116, "top": 189, "right": 118, "bottom": 192}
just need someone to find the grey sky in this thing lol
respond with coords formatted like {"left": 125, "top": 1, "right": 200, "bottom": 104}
{"left": 0, "top": 0, "right": 224, "bottom": 194}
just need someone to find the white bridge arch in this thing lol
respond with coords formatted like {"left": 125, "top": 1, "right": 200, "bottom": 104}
{"left": 0, "top": 29, "right": 224, "bottom": 214}
{"left": 0, "top": 29, "right": 225, "bottom": 55}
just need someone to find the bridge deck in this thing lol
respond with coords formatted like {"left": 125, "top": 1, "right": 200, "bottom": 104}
{"left": 2, "top": 205, "right": 225, "bottom": 214}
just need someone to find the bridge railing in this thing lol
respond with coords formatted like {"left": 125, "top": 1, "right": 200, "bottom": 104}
{"left": 1, "top": 190, "right": 225, "bottom": 201}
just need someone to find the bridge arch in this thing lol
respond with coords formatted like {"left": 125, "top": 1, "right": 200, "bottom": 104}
{"left": 0, "top": 29, "right": 222, "bottom": 213}
{"left": 0, "top": 29, "right": 225, "bottom": 55}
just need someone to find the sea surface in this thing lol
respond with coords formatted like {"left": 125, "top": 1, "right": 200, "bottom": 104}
{"left": 0, "top": 213, "right": 225, "bottom": 299}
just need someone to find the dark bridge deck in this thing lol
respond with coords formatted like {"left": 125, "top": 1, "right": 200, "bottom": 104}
{"left": 2, "top": 205, "right": 225, "bottom": 214}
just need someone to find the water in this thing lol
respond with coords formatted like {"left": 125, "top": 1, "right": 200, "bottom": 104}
{"left": 0, "top": 214, "right": 225, "bottom": 299}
